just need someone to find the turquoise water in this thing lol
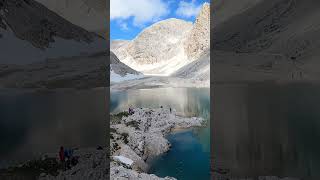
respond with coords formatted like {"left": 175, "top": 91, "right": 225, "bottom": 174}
{"left": 148, "top": 130, "right": 210, "bottom": 180}
{"left": 110, "top": 88, "right": 210, "bottom": 180}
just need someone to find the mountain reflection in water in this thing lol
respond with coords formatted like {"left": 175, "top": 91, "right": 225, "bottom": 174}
{"left": 213, "top": 82, "right": 320, "bottom": 180}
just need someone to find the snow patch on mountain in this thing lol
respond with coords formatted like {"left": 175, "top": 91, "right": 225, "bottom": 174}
{"left": 173, "top": 50, "right": 210, "bottom": 82}
{"left": 110, "top": 51, "right": 143, "bottom": 83}
{"left": 110, "top": 70, "right": 144, "bottom": 83}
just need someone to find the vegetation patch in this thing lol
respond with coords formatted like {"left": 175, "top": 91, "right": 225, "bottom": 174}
{"left": 125, "top": 121, "right": 140, "bottom": 130}
{"left": 110, "top": 111, "right": 129, "bottom": 124}
{"left": 120, "top": 133, "right": 129, "bottom": 144}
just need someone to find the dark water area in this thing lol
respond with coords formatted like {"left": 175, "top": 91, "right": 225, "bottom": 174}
{"left": 212, "top": 82, "right": 320, "bottom": 180}
{"left": 110, "top": 88, "right": 210, "bottom": 180}
{"left": 0, "top": 88, "right": 107, "bottom": 168}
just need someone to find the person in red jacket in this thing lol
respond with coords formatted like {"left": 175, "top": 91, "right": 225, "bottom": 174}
{"left": 59, "top": 146, "right": 65, "bottom": 162}
{"left": 59, "top": 146, "right": 65, "bottom": 170}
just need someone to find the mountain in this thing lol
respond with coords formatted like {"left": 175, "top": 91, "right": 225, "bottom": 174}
{"left": 111, "top": 18, "right": 193, "bottom": 75}
{"left": 173, "top": 2, "right": 210, "bottom": 84}
{"left": 110, "top": 51, "right": 143, "bottom": 83}
{"left": 0, "top": 0, "right": 106, "bottom": 65}
{"left": 0, "top": 0, "right": 107, "bottom": 89}
{"left": 213, "top": 0, "right": 320, "bottom": 82}
{"left": 111, "top": 3, "right": 210, "bottom": 78}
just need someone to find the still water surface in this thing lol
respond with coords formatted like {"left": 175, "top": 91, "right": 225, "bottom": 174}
{"left": 0, "top": 89, "right": 107, "bottom": 168}
{"left": 213, "top": 82, "right": 320, "bottom": 180}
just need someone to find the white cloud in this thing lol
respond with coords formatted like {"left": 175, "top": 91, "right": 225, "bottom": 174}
{"left": 176, "top": 0, "right": 202, "bottom": 18}
{"left": 110, "top": 0, "right": 169, "bottom": 26}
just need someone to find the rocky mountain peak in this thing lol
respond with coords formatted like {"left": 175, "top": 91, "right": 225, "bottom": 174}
{"left": 184, "top": 2, "right": 210, "bottom": 60}
{"left": 197, "top": 3, "right": 210, "bottom": 27}
{"left": 125, "top": 18, "right": 192, "bottom": 65}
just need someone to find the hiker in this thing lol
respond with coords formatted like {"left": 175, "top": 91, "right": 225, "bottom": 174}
{"left": 62, "top": 148, "right": 78, "bottom": 166}
{"left": 170, "top": 107, "right": 172, "bottom": 113}
{"left": 59, "top": 146, "right": 65, "bottom": 170}
{"left": 160, "top": 106, "right": 163, "bottom": 108}
{"left": 129, "top": 107, "right": 133, "bottom": 115}
{"left": 64, "top": 148, "right": 72, "bottom": 169}
{"left": 59, "top": 146, "right": 65, "bottom": 162}
{"left": 64, "top": 148, "right": 69, "bottom": 159}
{"left": 129, "top": 107, "right": 135, "bottom": 115}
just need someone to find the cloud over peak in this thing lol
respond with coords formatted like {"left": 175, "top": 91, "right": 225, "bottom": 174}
{"left": 111, "top": 0, "right": 169, "bottom": 26}
{"left": 176, "top": 0, "right": 203, "bottom": 18}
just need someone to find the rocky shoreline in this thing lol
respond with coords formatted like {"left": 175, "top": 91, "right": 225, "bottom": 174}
{"left": 110, "top": 107, "right": 205, "bottom": 179}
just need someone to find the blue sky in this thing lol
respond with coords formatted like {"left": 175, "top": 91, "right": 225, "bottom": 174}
{"left": 110, "top": 0, "right": 210, "bottom": 40}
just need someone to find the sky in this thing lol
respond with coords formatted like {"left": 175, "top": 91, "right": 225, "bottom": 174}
{"left": 110, "top": 0, "right": 210, "bottom": 40}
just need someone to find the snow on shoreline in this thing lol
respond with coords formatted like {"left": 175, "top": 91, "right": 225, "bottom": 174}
{"left": 110, "top": 70, "right": 144, "bottom": 83}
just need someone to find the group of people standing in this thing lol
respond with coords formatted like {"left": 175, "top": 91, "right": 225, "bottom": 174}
{"left": 59, "top": 146, "right": 78, "bottom": 170}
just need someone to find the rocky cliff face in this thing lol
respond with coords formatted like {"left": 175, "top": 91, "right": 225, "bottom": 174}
{"left": 111, "top": 3, "right": 210, "bottom": 76}
{"left": 212, "top": 0, "right": 320, "bottom": 82}
{"left": 126, "top": 18, "right": 192, "bottom": 65}
{"left": 184, "top": 2, "right": 210, "bottom": 60}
